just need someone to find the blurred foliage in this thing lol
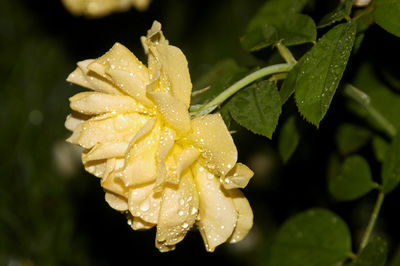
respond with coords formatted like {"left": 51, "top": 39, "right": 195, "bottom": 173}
{"left": 1, "top": 0, "right": 400, "bottom": 265}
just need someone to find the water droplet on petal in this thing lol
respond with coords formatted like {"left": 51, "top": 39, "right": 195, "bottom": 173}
{"left": 140, "top": 198, "right": 150, "bottom": 212}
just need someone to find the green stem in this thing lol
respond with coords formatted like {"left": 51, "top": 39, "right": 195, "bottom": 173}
{"left": 348, "top": 251, "right": 357, "bottom": 260}
{"left": 357, "top": 190, "right": 385, "bottom": 256}
{"left": 353, "top": 3, "right": 375, "bottom": 21}
{"left": 344, "top": 84, "right": 397, "bottom": 137}
{"left": 276, "top": 42, "right": 297, "bottom": 64}
{"left": 190, "top": 63, "right": 294, "bottom": 116}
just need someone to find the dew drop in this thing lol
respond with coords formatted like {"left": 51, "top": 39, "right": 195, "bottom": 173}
{"left": 139, "top": 198, "right": 150, "bottom": 212}
{"left": 182, "top": 223, "right": 189, "bottom": 229}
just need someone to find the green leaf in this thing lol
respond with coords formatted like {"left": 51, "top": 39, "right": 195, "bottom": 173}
{"left": 336, "top": 123, "right": 371, "bottom": 155}
{"left": 353, "top": 10, "right": 374, "bottom": 54}
{"left": 228, "top": 80, "right": 281, "bottom": 138}
{"left": 192, "top": 59, "right": 247, "bottom": 105}
{"left": 278, "top": 116, "right": 300, "bottom": 163}
{"left": 329, "top": 155, "right": 376, "bottom": 201}
{"left": 218, "top": 104, "right": 232, "bottom": 129}
{"left": 374, "top": 0, "right": 400, "bottom": 37}
{"left": 372, "top": 136, "right": 389, "bottom": 163}
{"left": 268, "top": 208, "right": 352, "bottom": 266}
{"left": 279, "top": 60, "right": 302, "bottom": 104}
{"left": 349, "top": 237, "right": 388, "bottom": 266}
{"left": 353, "top": 63, "right": 400, "bottom": 133}
{"left": 318, "top": 0, "right": 354, "bottom": 28}
{"left": 382, "top": 134, "right": 400, "bottom": 193}
{"left": 241, "top": 0, "right": 316, "bottom": 51}
{"left": 294, "top": 21, "right": 356, "bottom": 126}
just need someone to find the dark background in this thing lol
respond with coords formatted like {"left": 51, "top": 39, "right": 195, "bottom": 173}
{"left": 1, "top": 0, "right": 400, "bottom": 265}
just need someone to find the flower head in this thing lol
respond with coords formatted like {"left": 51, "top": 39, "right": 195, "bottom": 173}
{"left": 62, "top": 0, "right": 151, "bottom": 18}
{"left": 65, "top": 21, "right": 253, "bottom": 252}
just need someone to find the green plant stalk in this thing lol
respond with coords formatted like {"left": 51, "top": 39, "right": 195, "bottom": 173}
{"left": 276, "top": 42, "right": 297, "bottom": 64}
{"left": 190, "top": 63, "right": 294, "bottom": 115}
{"left": 344, "top": 84, "right": 397, "bottom": 137}
{"left": 357, "top": 190, "right": 384, "bottom": 256}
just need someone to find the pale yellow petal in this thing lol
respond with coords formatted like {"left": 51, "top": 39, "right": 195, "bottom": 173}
{"left": 129, "top": 216, "right": 155, "bottom": 230}
{"left": 149, "top": 44, "right": 192, "bottom": 107}
{"left": 102, "top": 170, "right": 127, "bottom": 197}
{"left": 194, "top": 163, "right": 237, "bottom": 252}
{"left": 114, "top": 119, "right": 159, "bottom": 186}
{"left": 65, "top": 112, "right": 91, "bottom": 132}
{"left": 131, "top": 0, "right": 151, "bottom": 11}
{"left": 89, "top": 42, "right": 149, "bottom": 82}
{"left": 156, "top": 171, "right": 199, "bottom": 249}
{"left": 66, "top": 66, "right": 94, "bottom": 90}
{"left": 227, "top": 189, "right": 253, "bottom": 244}
{"left": 77, "top": 113, "right": 148, "bottom": 149}
{"left": 170, "top": 146, "right": 199, "bottom": 185}
{"left": 163, "top": 144, "right": 182, "bottom": 185}
{"left": 105, "top": 192, "right": 128, "bottom": 211}
{"left": 61, "top": 0, "right": 85, "bottom": 16}
{"left": 141, "top": 21, "right": 191, "bottom": 107}
{"left": 155, "top": 241, "right": 175, "bottom": 252}
{"left": 82, "top": 142, "right": 129, "bottom": 162}
{"left": 87, "top": 157, "right": 124, "bottom": 178}
{"left": 76, "top": 59, "right": 122, "bottom": 95}
{"left": 141, "top": 21, "right": 168, "bottom": 56}
{"left": 148, "top": 91, "right": 191, "bottom": 134}
{"left": 84, "top": 0, "right": 131, "bottom": 17}
{"left": 128, "top": 182, "right": 162, "bottom": 224}
{"left": 154, "top": 127, "right": 176, "bottom": 188}
{"left": 221, "top": 163, "right": 254, "bottom": 190}
{"left": 84, "top": 158, "right": 106, "bottom": 178}
{"left": 84, "top": 156, "right": 123, "bottom": 179}
{"left": 106, "top": 68, "right": 154, "bottom": 107}
{"left": 188, "top": 114, "right": 237, "bottom": 176}
{"left": 70, "top": 91, "right": 145, "bottom": 115}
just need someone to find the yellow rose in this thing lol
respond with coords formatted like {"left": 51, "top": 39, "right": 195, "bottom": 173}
{"left": 61, "top": 0, "right": 151, "bottom": 17}
{"left": 65, "top": 21, "right": 254, "bottom": 252}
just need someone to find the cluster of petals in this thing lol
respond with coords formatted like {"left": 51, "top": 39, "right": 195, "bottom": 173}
{"left": 61, "top": 0, "right": 151, "bottom": 17}
{"left": 65, "top": 21, "right": 254, "bottom": 252}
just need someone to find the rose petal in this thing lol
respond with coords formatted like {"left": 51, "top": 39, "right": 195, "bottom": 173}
{"left": 221, "top": 163, "right": 254, "bottom": 190}
{"left": 101, "top": 168, "right": 128, "bottom": 197}
{"left": 193, "top": 163, "right": 237, "bottom": 252}
{"left": 149, "top": 43, "right": 192, "bottom": 107}
{"left": 82, "top": 142, "right": 129, "bottom": 162}
{"left": 156, "top": 171, "right": 199, "bottom": 250}
{"left": 128, "top": 182, "right": 162, "bottom": 224}
{"left": 89, "top": 43, "right": 149, "bottom": 81}
{"left": 106, "top": 69, "right": 154, "bottom": 107}
{"left": 189, "top": 114, "right": 237, "bottom": 176}
{"left": 66, "top": 66, "right": 94, "bottom": 90}
{"left": 76, "top": 59, "right": 122, "bottom": 95}
{"left": 76, "top": 113, "right": 148, "bottom": 149}
{"left": 141, "top": 21, "right": 191, "bottom": 107}
{"left": 65, "top": 112, "right": 91, "bottom": 132}
{"left": 227, "top": 189, "right": 253, "bottom": 243}
{"left": 114, "top": 119, "right": 159, "bottom": 186}
{"left": 70, "top": 91, "right": 145, "bottom": 115}
{"left": 129, "top": 216, "right": 155, "bottom": 230}
{"left": 148, "top": 91, "right": 191, "bottom": 134}
{"left": 105, "top": 192, "right": 128, "bottom": 211}
{"left": 168, "top": 146, "right": 199, "bottom": 185}
{"left": 154, "top": 127, "right": 176, "bottom": 188}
